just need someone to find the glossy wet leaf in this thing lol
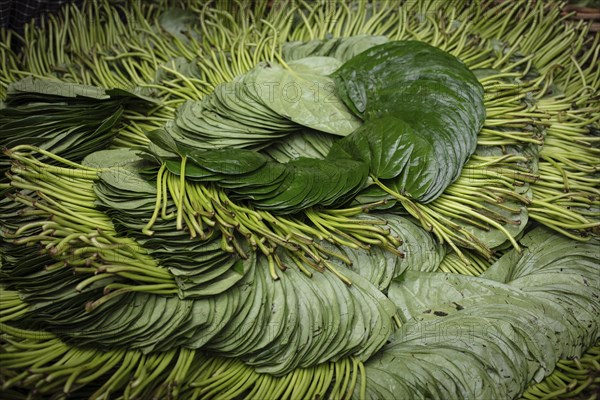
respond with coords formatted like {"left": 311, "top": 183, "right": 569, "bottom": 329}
{"left": 333, "top": 41, "right": 486, "bottom": 202}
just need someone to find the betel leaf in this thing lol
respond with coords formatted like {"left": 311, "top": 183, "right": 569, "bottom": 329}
{"left": 145, "top": 128, "right": 180, "bottom": 155}
{"left": 327, "top": 214, "right": 444, "bottom": 292}
{"left": 286, "top": 56, "right": 342, "bottom": 76}
{"left": 333, "top": 41, "right": 484, "bottom": 123}
{"left": 84, "top": 149, "right": 157, "bottom": 203}
{"left": 153, "top": 142, "right": 370, "bottom": 214}
{"left": 251, "top": 58, "right": 361, "bottom": 136}
{"left": 328, "top": 116, "right": 417, "bottom": 180}
{"left": 82, "top": 148, "right": 145, "bottom": 170}
{"left": 156, "top": 54, "right": 358, "bottom": 153}
{"left": 263, "top": 129, "right": 335, "bottom": 163}
{"left": 8, "top": 76, "right": 108, "bottom": 100}
{"left": 282, "top": 35, "right": 389, "bottom": 62}
{"left": 248, "top": 156, "right": 368, "bottom": 213}
{"left": 332, "top": 41, "right": 486, "bottom": 203}
{"left": 158, "top": 9, "right": 201, "bottom": 42}
{"left": 187, "top": 148, "right": 268, "bottom": 175}
{"left": 8, "top": 77, "right": 159, "bottom": 105}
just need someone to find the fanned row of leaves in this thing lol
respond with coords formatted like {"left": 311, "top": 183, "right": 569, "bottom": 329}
{"left": 6, "top": 249, "right": 395, "bottom": 376}
{"left": 163, "top": 56, "right": 360, "bottom": 152}
{"left": 330, "top": 40, "right": 485, "bottom": 202}
{"left": 363, "top": 228, "right": 599, "bottom": 399}
{"left": 0, "top": 77, "right": 156, "bottom": 180}
{"left": 146, "top": 132, "right": 369, "bottom": 214}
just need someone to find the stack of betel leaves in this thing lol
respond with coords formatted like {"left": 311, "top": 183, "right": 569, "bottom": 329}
{"left": 0, "top": 1, "right": 598, "bottom": 399}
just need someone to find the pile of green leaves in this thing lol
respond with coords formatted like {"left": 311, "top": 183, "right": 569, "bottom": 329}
{"left": 330, "top": 40, "right": 485, "bottom": 202}
{"left": 153, "top": 40, "right": 485, "bottom": 212}
{"left": 88, "top": 148, "right": 254, "bottom": 296}
{"left": 163, "top": 56, "right": 360, "bottom": 151}
{"left": 363, "top": 228, "right": 599, "bottom": 399}
{"left": 0, "top": 1, "right": 598, "bottom": 399}
{"left": 0, "top": 77, "right": 156, "bottom": 178}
